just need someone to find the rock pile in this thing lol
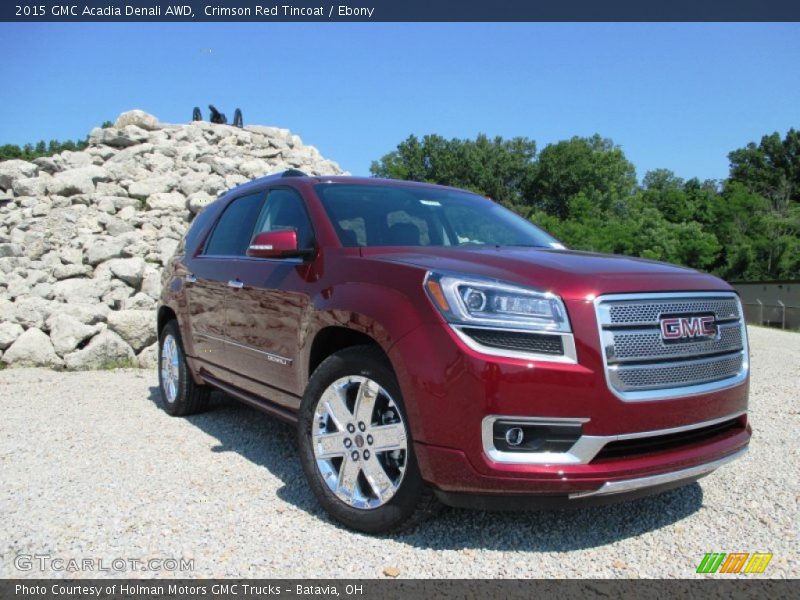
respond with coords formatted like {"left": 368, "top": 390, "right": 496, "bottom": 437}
{"left": 0, "top": 110, "right": 344, "bottom": 369}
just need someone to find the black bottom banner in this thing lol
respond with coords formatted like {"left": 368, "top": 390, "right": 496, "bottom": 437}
{"left": 1, "top": 579, "right": 797, "bottom": 600}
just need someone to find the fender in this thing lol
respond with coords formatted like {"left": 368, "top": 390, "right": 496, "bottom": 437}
{"left": 301, "top": 276, "right": 438, "bottom": 382}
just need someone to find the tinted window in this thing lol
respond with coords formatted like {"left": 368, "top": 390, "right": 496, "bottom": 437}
{"left": 182, "top": 201, "right": 219, "bottom": 254}
{"left": 254, "top": 189, "right": 315, "bottom": 249}
{"left": 204, "top": 192, "right": 265, "bottom": 256}
{"left": 315, "top": 184, "right": 559, "bottom": 248}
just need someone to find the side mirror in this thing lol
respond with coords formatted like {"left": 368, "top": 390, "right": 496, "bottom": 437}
{"left": 247, "top": 230, "right": 311, "bottom": 259}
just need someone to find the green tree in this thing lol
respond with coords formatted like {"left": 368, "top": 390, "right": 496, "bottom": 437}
{"left": 370, "top": 133, "right": 537, "bottom": 208}
{"left": 529, "top": 135, "right": 637, "bottom": 219}
{"left": 728, "top": 128, "right": 800, "bottom": 210}
{"left": 370, "top": 127, "right": 798, "bottom": 281}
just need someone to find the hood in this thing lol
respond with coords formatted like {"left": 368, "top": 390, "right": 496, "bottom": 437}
{"left": 360, "top": 246, "right": 732, "bottom": 301}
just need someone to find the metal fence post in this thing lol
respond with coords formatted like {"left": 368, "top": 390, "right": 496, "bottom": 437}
{"left": 756, "top": 299, "right": 763, "bottom": 325}
{"left": 777, "top": 300, "right": 786, "bottom": 329}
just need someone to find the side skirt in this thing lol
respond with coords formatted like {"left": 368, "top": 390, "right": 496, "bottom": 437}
{"left": 201, "top": 372, "right": 299, "bottom": 424}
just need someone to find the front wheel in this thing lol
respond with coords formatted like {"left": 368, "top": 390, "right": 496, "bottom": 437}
{"left": 158, "top": 320, "right": 210, "bottom": 416}
{"left": 297, "top": 346, "right": 438, "bottom": 533}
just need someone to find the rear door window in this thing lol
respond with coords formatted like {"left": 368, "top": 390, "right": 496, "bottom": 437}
{"left": 203, "top": 192, "right": 265, "bottom": 256}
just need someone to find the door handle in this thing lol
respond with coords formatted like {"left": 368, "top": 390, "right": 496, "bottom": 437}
{"left": 227, "top": 279, "right": 244, "bottom": 289}
{"left": 184, "top": 274, "right": 197, "bottom": 284}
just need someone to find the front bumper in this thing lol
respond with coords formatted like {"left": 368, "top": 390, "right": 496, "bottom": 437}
{"left": 430, "top": 447, "right": 748, "bottom": 510}
{"left": 388, "top": 318, "right": 751, "bottom": 499}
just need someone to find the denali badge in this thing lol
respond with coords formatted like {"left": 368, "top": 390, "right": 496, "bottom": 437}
{"left": 660, "top": 314, "right": 717, "bottom": 342}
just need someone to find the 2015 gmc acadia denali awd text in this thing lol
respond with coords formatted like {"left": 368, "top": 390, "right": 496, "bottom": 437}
{"left": 157, "top": 170, "right": 750, "bottom": 533}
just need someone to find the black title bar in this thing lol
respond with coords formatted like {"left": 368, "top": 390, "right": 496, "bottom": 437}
{"left": 3, "top": 0, "right": 800, "bottom": 22}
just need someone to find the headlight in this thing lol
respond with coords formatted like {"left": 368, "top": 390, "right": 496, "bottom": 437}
{"left": 423, "top": 271, "right": 571, "bottom": 333}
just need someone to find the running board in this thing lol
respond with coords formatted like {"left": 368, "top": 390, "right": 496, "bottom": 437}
{"left": 201, "top": 373, "right": 298, "bottom": 424}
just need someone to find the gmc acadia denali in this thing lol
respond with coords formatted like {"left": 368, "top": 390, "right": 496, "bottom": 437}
{"left": 158, "top": 170, "right": 751, "bottom": 533}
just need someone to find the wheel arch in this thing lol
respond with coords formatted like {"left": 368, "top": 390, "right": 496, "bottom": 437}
{"left": 157, "top": 305, "right": 177, "bottom": 337}
{"left": 306, "top": 325, "right": 391, "bottom": 379}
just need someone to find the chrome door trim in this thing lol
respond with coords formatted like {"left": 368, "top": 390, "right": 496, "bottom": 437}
{"left": 196, "top": 332, "right": 293, "bottom": 366}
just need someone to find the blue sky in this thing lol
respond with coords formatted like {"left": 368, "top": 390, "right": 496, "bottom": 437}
{"left": 1, "top": 23, "right": 798, "bottom": 181}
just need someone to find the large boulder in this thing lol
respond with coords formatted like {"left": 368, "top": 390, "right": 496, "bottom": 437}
{"left": 0, "top": 321, "right": 24, "bottom": 350}
{"left": 0, "top": 243, "right": 23, "bottom": 258}
{"left": 46, "top": 166, "right": 108, "bottom": 196}
{"left": 146, "top": 192, "right": 186, "bottom": 212}
{"left": 52, "top": 277, "right": 110, "bottom": 304}
{"left": 51, "top": 302, "right": 110, "bottom": 325}
{"left": 86, "top": 238, "right": 126, "bottom": 265}
{"left": 13, "top": 176, "right": 49, "bottom": 197}
{"left": 137, "top": 342, "right": 159, "bottom": 369}
{"left": 64, "top": 330, "right": 135, "bottom": 370}
{"left": 157, "top": 238, "right": 179, "bottom": 265}
{"left": 88, "top": 125, "right": 149, "bottom": 148}
{"left": 48, "top": 313, "right": 99, "bottom": 356}
{"left": 105, "top": 257, "right": 146, "bottom": 288}
{"left": 11, "top": 296, "right": 54, "bottom": 330}
{"left": 114, "top": 109, "right": 161, "bottom": 131}
{"left": 2, "top": 328, "right": 63, "bottom": 368}
{"left": 127, "top": 175, "right": 175, "bottom": 199}
{"left": 0, "top": 159, "right": 37, "bottom": 190}
{"left": 107, "top": 309, "right": 156, "bottom": 352}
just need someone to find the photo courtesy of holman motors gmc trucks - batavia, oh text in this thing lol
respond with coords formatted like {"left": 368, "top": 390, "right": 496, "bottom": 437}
{"left": 157, "top": 170, "right": 750, "bottom": 533}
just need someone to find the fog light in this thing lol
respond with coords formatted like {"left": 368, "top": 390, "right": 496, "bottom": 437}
{"left": 492, "top": 419, "right": 583, "bottom": 453}
{"left": 505, "top": 427, "right": 524, "bottom": 446}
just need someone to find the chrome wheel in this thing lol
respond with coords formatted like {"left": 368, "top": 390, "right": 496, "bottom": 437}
{"left": 312, "top": 376, "right": 408, "bottom": 509}
{"left": 160, "top": 334, "right": 180, "bottom": 404}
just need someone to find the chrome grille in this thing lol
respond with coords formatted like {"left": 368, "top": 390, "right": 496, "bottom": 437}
{"left": 606, "top": 322, "right": 743, "bottom": 362}
{"left": 610, "top": 355, "right": 744, "bottom": 390}
{"left": 595, "top": 292, "right": 748, "bottom": 401}
{"left": 602, "top": 298, "right": 740, "bottom": 325}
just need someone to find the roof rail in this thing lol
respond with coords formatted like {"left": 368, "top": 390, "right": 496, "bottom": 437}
{"left": 281, "top": 169, "right": 308, "bottom": 178}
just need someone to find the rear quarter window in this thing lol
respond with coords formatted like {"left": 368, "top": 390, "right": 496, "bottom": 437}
{"left": 181, "top": 203, "right": 219, "bottom": 255}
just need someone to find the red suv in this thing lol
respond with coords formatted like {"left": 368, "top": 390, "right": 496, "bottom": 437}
{"left": 158, "top": 170, "right": 750, "bottom": 533}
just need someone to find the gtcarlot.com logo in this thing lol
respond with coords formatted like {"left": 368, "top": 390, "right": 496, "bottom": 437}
{"left": 14, "top": 554, "right": 194, "bottom": 573}
{"left": 697, "top": 552, "right": 772, "bottom": 574}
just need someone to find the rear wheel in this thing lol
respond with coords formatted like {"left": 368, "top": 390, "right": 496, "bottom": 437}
{"left": 158, "top": 320, "right": 210, "bottom": 416}
{"left": 297, "top": 346, "right": 438, "bottom": 533}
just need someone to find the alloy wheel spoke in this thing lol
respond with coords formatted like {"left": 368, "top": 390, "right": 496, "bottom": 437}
{"left": 320, "top": 384, "right": 352, "bottom": 431}
{"left": 336, "top": 455, "right": 361, "bottom": 502}
{"left": 361, "top": 456, "right": 395, "bottom": 501}
{"left": 314, "top": 431, "right": 347, "bottom": 459}
{"left": 353, "top": 379, "right": 377, "bottom": 425}
{"left": 369, "top": 423, "right": 406, "bottom": 452}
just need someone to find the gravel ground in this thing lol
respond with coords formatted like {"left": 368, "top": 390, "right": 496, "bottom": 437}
{"left": 0, "top": 326, "right": 797, "bottom": 579}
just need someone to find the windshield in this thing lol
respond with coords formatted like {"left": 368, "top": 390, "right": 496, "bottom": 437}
{"left": 314, "top": 183, "right": 560, "bottom": 249}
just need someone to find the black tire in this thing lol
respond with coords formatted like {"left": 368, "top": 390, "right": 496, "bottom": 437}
{"left": 297, "top": 345, "right": 439, "bottom": 534}
{"left": 158, "top": 320, "right": 210, "bottom": 417}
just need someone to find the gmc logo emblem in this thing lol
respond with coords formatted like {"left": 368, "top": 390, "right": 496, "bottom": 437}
{"left": 660, "top": 314, "right": 717, "bottom": 342}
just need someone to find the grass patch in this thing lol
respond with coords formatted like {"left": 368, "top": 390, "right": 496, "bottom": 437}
{"left": 95, "top": 358, "right": 140, "bottom": 370}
